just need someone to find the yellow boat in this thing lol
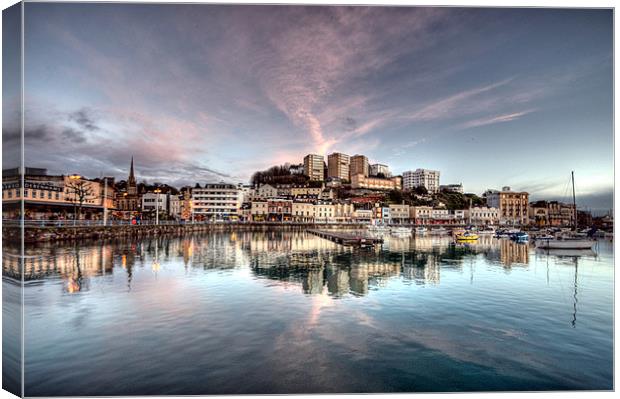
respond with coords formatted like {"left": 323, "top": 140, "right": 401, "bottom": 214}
{"left": 455, "top": 232, "right": 479, "bottom": 241}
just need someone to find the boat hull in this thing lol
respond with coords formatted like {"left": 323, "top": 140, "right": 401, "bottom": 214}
{"left": 536, "top": 240, "right": 595, "bottom": 250}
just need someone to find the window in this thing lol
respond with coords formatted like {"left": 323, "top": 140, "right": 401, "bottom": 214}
{"left": 24, "top": 190, "right": 29, "bottom": 197}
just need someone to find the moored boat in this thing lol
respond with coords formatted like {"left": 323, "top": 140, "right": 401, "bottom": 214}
{"left": 429, "top": 227, "right": 448, "bottom": 235}
{"left": 536, "top": 236, "right": 595, "bottom": 250}
{"left": 510, "top": 232, "right": 529, "bottom": 242}
{"left": 390, "top": 226, "right": 412, "bottom": 236}
{"left": 415, "top": 226, "right": 427, "bottom": 234}
{"left": 455, "top": 232, "right": 479, "bottom": 241}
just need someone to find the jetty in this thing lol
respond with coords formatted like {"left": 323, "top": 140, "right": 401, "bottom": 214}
{"left": 308, "top": 230, "right": 383, "bottom": 247}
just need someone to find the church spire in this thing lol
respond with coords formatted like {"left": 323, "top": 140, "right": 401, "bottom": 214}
{"left": 128, "top": 156, "right": 136, "bottom": 183}
{"left": 127, "top": 156, "right": 137, "bottom": 196}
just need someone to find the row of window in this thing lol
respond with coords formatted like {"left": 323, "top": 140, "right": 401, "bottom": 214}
{"left": 3, "top": 189, "right": 61, "bottom": 200}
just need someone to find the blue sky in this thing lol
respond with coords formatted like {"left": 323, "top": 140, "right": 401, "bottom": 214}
{"left": 6, "top": 4, "right": 613, "bottom": 211}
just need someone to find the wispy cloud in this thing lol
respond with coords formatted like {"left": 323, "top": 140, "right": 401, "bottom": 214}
{"left": 404, "top": 78, "right": 514, "bottom": 122}
{"left": 459, "top": 109, "right": 535, "bottom": 129}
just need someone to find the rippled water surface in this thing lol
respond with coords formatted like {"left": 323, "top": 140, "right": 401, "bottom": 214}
{"left": 8, "top": 230, "right": 614, "bottom": 395}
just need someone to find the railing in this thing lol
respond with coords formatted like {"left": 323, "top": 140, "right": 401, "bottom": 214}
{"left": 3, "top": 219, "right": 191, "bottom": 227}
{"left": 3, "top": 219, "right": 367, "bottom": 228}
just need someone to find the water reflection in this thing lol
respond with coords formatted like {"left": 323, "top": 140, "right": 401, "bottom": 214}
{"left": 15, "top": 231, "right": 613, "bottom": 395}
{"left": 4, "top": 231, "right": 602, "bottom": 299}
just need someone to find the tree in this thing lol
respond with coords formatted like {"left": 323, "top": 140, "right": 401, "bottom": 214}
{"left": 413, "top": 186, "right": 428, "bottom": 195}
{"left": 66, "top": 180, "right": 95, "bottom": 220}
{"left": 387, "top": 189, "right": 404, "bottom": 204}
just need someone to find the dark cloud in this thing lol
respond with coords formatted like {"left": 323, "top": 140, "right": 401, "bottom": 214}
{"left": 61, "top": 127, "right": 87, "bottom": 143}
{"left": 343, "top": 117, "right": 358, "bottom": 132}
{"left": 68, "top": 108, "right": 99, "bottom": 131}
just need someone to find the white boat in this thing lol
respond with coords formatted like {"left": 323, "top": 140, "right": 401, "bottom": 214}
{"left": 367, "top": 224, "right": 389, "bottom": 232}
{"left": 391, "top": 226, "right": 411, "bottom": 234}
{"left": 415, "top": 227, "right": 427, "bottom": 234}
{"left": 478, "top": 226, "right": 496, "bottom": 235}
{"left": 535, "top": 234, "right": 556, "bottom": 241}
{"left": 536, "top": 172, "right": 596, "bottom": 251}
{"left": 536, "top": 236, "right": 595, "bottom": 250}
{"left": 429, "top": 227, "right": 448, "bottom": 235}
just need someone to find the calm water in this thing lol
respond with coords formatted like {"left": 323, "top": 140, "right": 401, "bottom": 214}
{"left": 5, "top": 230, "right": 614, "bottom": 395}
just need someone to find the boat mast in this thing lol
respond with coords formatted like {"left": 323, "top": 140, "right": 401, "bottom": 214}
{"left": 571, "top": 171, "right": 577, "bottom": 230}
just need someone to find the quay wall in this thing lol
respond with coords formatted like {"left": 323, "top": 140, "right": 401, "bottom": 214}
{"left": 4, "top": 223, "right": 370, "bottom": 243}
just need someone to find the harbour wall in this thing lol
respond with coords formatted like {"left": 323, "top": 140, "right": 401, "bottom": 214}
{"left": 4, "top": 223, "right": 371, "bottom": 243}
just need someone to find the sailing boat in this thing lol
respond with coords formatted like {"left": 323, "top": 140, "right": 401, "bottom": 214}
{"left": 536, "top": 171, "right": 596, "bottom": 250}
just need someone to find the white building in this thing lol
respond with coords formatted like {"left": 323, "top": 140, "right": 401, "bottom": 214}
{"left": 431, "top": 208, "right": 450, "bottom": 220}
{"left": 257, "top": 184, "right": 278, "bottom": 199}
{"left": 192, "top": 183, "right": 243, "bottom": 220}
{"left": 169, "top": 195, "right": 181, "bottom": 218}
{"left": 289, "top": 164, "right": 305, "bottom": 175}
{"left": 388, "top": 204, "right": 410, "bottom": 224}
{"left": 439, "top": 184, "right": 463, "bottom": 194}
{"left": 403, "top": 169, "right": 440, "bottom": 193}
{"left": 369, "top": 163, "right": 391, "bottom": 177}
{"left": 466, "top": 207, "right": 500, "bottom": 225}
{"left": 142, "top": 192, "right": 168, "bottom": 213}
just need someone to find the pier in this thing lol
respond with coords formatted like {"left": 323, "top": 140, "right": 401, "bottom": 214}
{"left": 308, "top": 230, "right": 383, "bottom": 247}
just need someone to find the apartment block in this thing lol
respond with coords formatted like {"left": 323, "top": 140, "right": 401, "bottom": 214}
{"left": 403, "top": 169, "right": 440, "bottom": 193}
{"left": 327, "top": 152, "right": 350, "bottom": 180}
{"left": 303, "top": 154, "right": 325, "bottom": 181}
{"left": 349, "top": 154, "right": 369, "bottom": 178}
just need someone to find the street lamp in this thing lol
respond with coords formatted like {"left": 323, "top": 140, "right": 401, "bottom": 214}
{"left": 102, "top": 177, "right": 108, "bottom": 227}
{"left": 190, "top": 199, "right": 195, "bottom": 224}
{"left": 154, "top": 188, "right": 162, "bottom": 225}
{"left": 69, "top": 174, "right": 81, "bottom": 226}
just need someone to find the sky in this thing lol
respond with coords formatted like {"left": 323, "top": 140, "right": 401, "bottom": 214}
{"left": 2, "top": 4, "right": 614, "bottom": 212}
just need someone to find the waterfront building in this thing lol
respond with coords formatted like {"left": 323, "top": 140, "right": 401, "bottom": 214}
{"left": 292, "top": 202, "right": 315, "bottom": 222}
{"left": 169, "top": 195, "right": 181, "bottom": 219}
{"left": 267, "top": 199, "right": 293, "bottom": 221}
{"left": 192, "top": 183, "right": 243, "bottom": 221}
{"left": 403, "top": 169, "right": 440, "bottom": 193}
{"left": 409, "top": 206, "right": 432, "bottom": 224}
{"left": 327, "top": 152, "right": 350, "bottom": 180}
{"left": 333, "top": 203, "right": 355, "bottom": 222}
{"left": 178, "top": 187, "right": 193, "bottom": 221}
{"left": 2, "top": 167, "right": 115, "bottom": 220}
{"left": 388, "top": 204, "right": 410, "bottom": 224}
{"left": 350, "top": 154, "right": 369, "bottom": 178}
{"left": 351, "top": 174, "right": 402, "bottom": 190}
{"left": 369, "top": 163, "right": 391, "bottom": 177}
{"left": 303, "top": 154, "right": 325, "bottom": 181}
{"left": 439, "top": 183, "right": 463, "bottom": 194}
{"left": 353, "top": 209, "right": 373, "bottom": 223}
{"left": 431, "top": 208, "right": 450, "bottom": 222}
{"left": 466, "top": 207, "right": 499, "bottom": 225}
{"left": 452, "top": 209, "right": 466, "bottom": 222}
{"left": 529, "top": 200, "right": 575, "bottom": 227}
{"left": 485, "top": 187, "right": 529, "bottom": 225}
{"left": 314, "top": 202, "right": 335, "bottom": 223}
{"left": 237, "top": 183, "right": 254, "bottom": 203}
{"left": 142, "top": 192, "right": 168, "bottom": 215}
{"left": 251, "top": 201, "right": 268, "bottom": 222}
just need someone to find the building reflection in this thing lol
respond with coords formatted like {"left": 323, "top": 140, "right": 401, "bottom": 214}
{"left": 4, "top": 230, "right": 537, "bottom": 297}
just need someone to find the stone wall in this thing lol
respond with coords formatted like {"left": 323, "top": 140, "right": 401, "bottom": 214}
{"left": 4, "top": 223, "right": 368, "bottom": 243}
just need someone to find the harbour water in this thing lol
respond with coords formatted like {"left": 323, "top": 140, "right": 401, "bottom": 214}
{"left": 4, "top": 230, "right": 614, "bottom": 395}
